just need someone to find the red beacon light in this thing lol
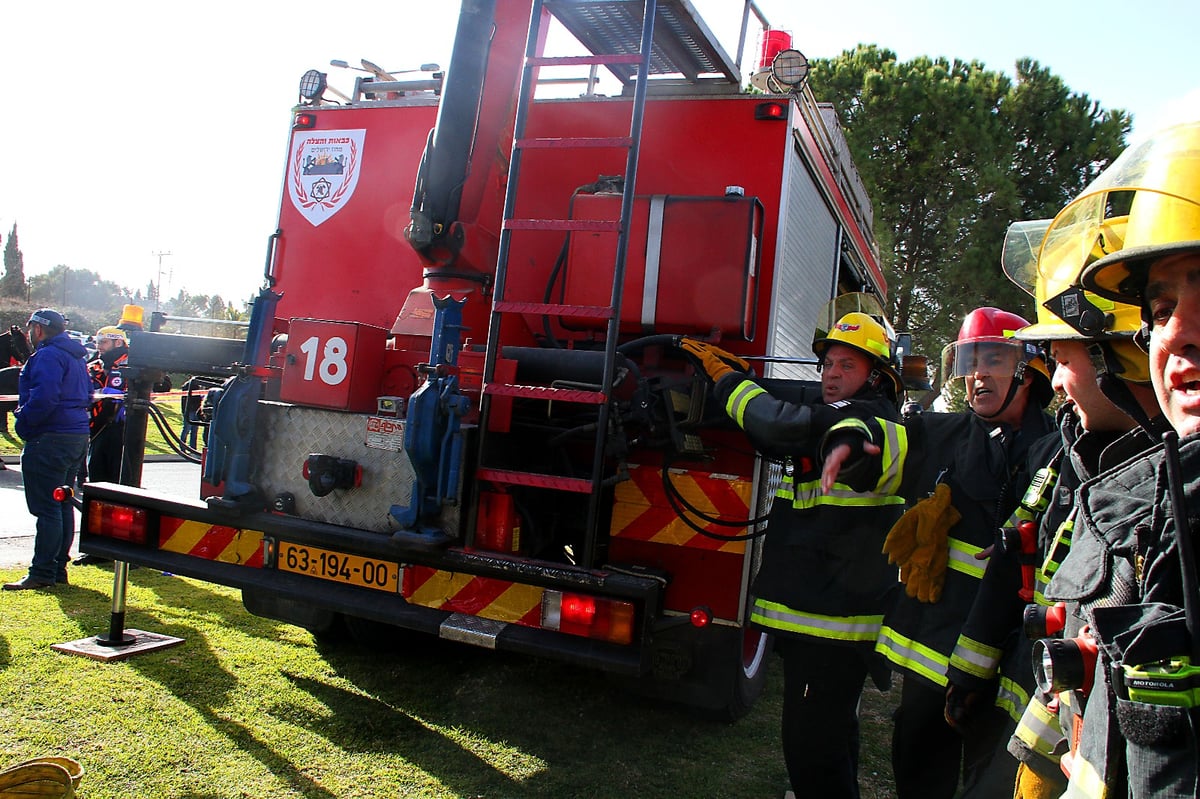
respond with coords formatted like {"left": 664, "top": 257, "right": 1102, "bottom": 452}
{"left": 689, "top": 606, "right": 713, "bottom": 628}
{"left": 52, "top": 485, "right": 74, "bottom": 503}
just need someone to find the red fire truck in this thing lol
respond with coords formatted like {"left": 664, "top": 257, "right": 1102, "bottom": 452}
{"left": 81, "top": 0, "right": 888, "bottom": 719}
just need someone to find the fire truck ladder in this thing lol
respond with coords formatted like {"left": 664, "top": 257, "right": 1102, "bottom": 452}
{"left": 474, "top": 0, "right": 674, "bottom": 568}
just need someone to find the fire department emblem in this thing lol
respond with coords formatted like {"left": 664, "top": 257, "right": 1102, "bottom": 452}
{"left": 288, "top": 129, "right": 366, "bottom": 226}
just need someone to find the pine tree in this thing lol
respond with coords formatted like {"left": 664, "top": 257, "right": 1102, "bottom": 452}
{"left": 1, "top": 223, "right": 27, "bottom": 299}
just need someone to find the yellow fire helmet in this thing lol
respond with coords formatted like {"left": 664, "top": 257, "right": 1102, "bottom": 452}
{"left": 813, "top": 311, "right": 904, "bottom": 399}
{"left": 95, "top": 325, "right": 129, "bottom": 346}
{"left": 1053, "top": 120, "right": 1200, "bottom": 306}
{"left": 1003, "top": 218, "right": 1151, "bottom": 384}
{"left": 810, "top": 292, "right": 894, "bottom": 347}
{"left": 1002, "top": 217, "right": 1142, "bottom": 341}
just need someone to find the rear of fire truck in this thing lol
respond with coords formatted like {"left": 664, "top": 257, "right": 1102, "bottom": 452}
{"left": 79, "top": 0, "right": 888, "bottom": 720}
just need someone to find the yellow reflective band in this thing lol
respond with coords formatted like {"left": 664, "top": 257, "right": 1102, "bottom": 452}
{"left": 996, "top": 675, "right": 1030, "bottom": 723}
{"left": 877, "top": 420, "right": 908, "bottom": 496}
{"left": 1063, "top": 753, "right": 1108, "bottom": 799}
{"left": 1041, "top": 515, "right": 1074, "bottom": 583}
{"left": 790, "top": 479, "right": 906, "bottom": 509}
{"left": 828, "top": 416, "right": 872, "bottom": 439}
{"left": 875, "top": 625, "right": 950, "bottom": 686}
{"left": 725, "top": 381, "right": 765, "bottom": 429}
{"left": 950, "top": 634, "right": 1002, "bottom": 680}
{"left": 1014, "top": 695, "right": 1065, "bottom": 761}
{"left": 752, "top": 598, "right": 883, "bottom": 642}
{"left": 947, "top": 537, "right": 987, "bottom": 579}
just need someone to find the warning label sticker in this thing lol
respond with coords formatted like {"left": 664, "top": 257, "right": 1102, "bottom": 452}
{"left": 364, "top": 416, "right": 405, "bottom": 451}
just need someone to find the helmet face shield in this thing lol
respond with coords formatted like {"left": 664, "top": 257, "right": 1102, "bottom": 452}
{"left": 1064, "top": 121, "right": 1200, "bottom": 303}
{"left": 941, "top": 338, "right": 1025, "bottom": 382}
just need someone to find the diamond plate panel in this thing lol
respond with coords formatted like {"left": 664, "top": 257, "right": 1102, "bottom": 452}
{"left": 252, "top": 401, "right": 419, "bottom": 533}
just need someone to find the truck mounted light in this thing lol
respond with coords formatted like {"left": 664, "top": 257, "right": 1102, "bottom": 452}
{"left": 771, "top": 49, "right": 810, "bottom": 89}
{"left": 87, "top": 501, "right": 150, "bottom": 544}
{"left": 542, "top": 590, "right": 635, "bottom": 645}
{"left": 298, "top": 70, "right": 328, "bottom": 102}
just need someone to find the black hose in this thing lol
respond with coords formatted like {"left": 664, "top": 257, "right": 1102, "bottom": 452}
{"left": 659, "top": 454, "right": 772, "bottom": 542}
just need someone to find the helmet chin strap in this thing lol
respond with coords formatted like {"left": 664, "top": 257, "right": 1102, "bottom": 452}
{"left": 974, "top": 362, "right": 1026, "bottom": 421}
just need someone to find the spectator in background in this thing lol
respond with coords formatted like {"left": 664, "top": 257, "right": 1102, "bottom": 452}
{"left": 3, "top": 309, "right": 90, "bottom": 591}
{"left": 74, "top": 325, "right": 131, "bottom": 567}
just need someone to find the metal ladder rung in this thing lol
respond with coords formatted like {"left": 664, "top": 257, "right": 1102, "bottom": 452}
{"left": 484, "top": 384, "right": 608, "bottom": 404}
{"left": 476, "top": 468, "right": 594, "bottom": 493}
{"left": 493, "top": 301, "right": 614, "bottom": 319}
{"left": 516, "top": 136, "right": 634, "bottom": 150}
{"left": 504, "top": 219, "right": 619, "bottom": 232}
{"left": 528, "top": 54, "right": 643, "bottom": 68}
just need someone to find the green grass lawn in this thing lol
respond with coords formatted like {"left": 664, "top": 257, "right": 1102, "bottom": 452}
{"left": 0, "top": 567, "right": 901, "bottom": 798}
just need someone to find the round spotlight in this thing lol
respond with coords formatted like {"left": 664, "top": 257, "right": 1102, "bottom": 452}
{"left": 299, "top": 69, "right": 328, "bottom": 101}
{"left": 771, "top": 49, "right": 810, "bottom": 89}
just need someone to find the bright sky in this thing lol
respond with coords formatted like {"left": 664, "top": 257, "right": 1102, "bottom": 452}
{"left": 2, "top": 1, "right": 1196, "bottom": 307}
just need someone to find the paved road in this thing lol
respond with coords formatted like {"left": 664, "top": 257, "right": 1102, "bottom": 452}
{"left": 0, "top": 459, "right": 201, "bottom": 568}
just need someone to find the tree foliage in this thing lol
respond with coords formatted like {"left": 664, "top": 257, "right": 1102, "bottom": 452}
{"left": 1, "top": 224, "right": 25, "bottom": 299}
{"left": 28, "top": 265, "right": 132, "bottom": 311}
{"left": 808, "top": 46, "right": 1130, "bottom": 371}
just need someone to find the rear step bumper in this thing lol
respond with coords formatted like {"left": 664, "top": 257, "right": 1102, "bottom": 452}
{"left": 80, "top": 484, "right": 656, "bottom": 674}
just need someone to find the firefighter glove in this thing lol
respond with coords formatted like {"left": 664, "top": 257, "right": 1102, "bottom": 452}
{"left": 944, "top": 680, "right": 998, "bottom": 736}
{"left": 883, "top": 483, "right": 959, "bottom": 603}
{"left": 678, "top": 338, "right": 750, "bottom": 383}
{"left": 1013, "top": 761, "right": 1061, "bottom": 799}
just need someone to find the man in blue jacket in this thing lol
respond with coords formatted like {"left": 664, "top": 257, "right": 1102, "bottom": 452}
{"left": 3, "top": 309, "right": 91, "bottom": 590}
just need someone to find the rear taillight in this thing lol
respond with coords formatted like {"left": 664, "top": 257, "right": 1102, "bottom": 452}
{"left": 542, "top": 590, "right": 635, "bottom": 645}
{"left": 87, "top": 501, "right": 150, "bottom": 544}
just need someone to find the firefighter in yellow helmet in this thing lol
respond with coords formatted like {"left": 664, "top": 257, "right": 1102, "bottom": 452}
{"left": 1038, "top": 119, "right": 1200, "bottom": 799}
{"left": 939, "top": 217, "right": 1167, "bottom": 799}
{"left": 679, "top": 302, "right": 905, "bottom": 799}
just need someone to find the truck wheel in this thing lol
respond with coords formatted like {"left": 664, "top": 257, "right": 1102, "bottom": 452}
{"left": 707, "top": 625, "right": 771, "bottom": 722}
{"left": 629, "top": 622, "right": 771, "bottom": 721}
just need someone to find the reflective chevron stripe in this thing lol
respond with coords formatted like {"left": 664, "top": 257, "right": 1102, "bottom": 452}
{"left": 158, "top": 517, "right": 264, "bottom": 566}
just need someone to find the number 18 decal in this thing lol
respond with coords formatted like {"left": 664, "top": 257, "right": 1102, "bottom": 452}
{"left": 299, "top": 335, "right": 349, "bottom": 385}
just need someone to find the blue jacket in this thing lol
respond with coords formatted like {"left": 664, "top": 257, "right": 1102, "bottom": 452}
{"left": 15, "top": 331, "right": 91, "bottom": 440}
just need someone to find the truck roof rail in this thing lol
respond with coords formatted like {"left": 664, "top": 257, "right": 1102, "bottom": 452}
{"left": 545, "top": 0, "right": 740, "bottom": 86}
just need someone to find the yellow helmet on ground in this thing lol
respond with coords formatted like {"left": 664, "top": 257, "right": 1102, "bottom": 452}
{"left": 1064, "top": 120, "right": 1200, "bottom": 305}
{"left": 814, "top": 311, "right": 903, "bottom": 399}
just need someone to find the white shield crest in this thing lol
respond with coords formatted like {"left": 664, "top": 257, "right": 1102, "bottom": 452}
{"left": 287, "top": 129, "right": 366, "bottom": 226}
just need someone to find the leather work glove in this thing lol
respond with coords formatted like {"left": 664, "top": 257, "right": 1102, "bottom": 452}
{"left": 882, "top": 483, "right": 959, "bottom": 603}
{"left": 944, "top": 680, "right": 999, "bottom": 736}
{"left": 1013, "top": 761, "right": 1061, "bottom": 799}
{"left": 678, "top": 337, "right": 750, "bottom": 383}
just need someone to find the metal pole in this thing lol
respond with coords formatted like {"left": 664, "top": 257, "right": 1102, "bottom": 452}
{"left": 152, "top": 250, "right": 171, "bottom": 312}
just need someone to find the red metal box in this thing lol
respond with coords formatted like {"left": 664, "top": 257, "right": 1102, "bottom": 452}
{"left": 279, "top": 319, "right": 388, "bottom": 412}
{"left": 563, "top": 194, "right": 761, "bottom": 339}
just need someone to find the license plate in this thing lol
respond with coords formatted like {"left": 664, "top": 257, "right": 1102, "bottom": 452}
{"left": 277, "top": 542, "right": 399, "bottom": 592}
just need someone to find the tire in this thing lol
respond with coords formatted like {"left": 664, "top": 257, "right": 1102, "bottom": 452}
{"left": 698, "top": 624, "right": 771, "bottom": 722}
